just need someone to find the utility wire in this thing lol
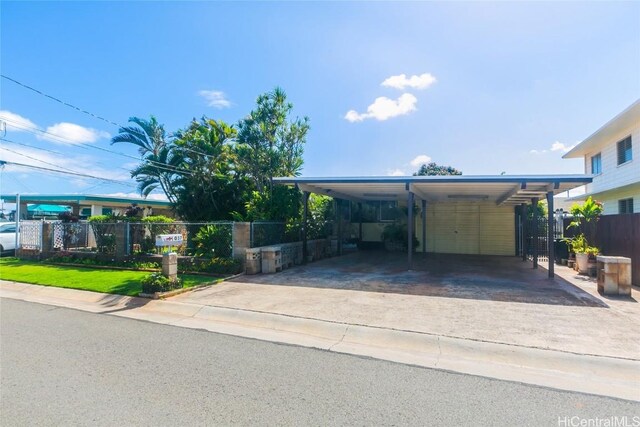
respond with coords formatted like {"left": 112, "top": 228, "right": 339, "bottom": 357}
{"left": 0, "top": 118, "right": 194, "bottom": 176}
{"left": 0, "top": 160, "right": 138, "bottom": 187}
{"left": 1, "top": 74, "right": 121, "bottom": 127}
{"left": 0, "top": 144, "right": 89, "bottom": 174}
{"left": 0, "top": 136, "right": 132, "bottom": 174}
{"left": 2, "top": 74, "right": 220, "bottom": 160}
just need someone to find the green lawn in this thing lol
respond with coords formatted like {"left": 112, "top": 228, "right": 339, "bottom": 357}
{"left": 0, "top": 258, "right": 219, "bottom": 296}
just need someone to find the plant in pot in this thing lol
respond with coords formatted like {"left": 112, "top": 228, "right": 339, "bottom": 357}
{"left": 566, "top": 234, "right": 589, "bottom": 274}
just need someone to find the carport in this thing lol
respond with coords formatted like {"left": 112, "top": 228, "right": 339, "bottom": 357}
{"left": 274, "top": 175, "right": 592, "bottom": 278}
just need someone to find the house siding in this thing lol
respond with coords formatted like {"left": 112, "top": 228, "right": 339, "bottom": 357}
{"left": 593, "top": 183, "right": 640, "bottom": 215}
{"left": 583, "top": 124, "right": 640, "bottom": 197}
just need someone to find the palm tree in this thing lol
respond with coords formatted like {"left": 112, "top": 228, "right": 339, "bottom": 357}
{"left": 111, "top": 116, "right": 182, "bottom": 202}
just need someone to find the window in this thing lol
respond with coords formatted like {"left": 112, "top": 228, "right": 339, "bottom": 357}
{"left": 351, "top": 201, "right": 399, "bottom": 222}
{"left": 619, "top": 198, "right": 634, "bottom": 214}
{"left": 617, "top": 136, "right": 632, "bottom": 165}
{"left": 590, "top": 153, "right": 602, "bottom": 175}
{"left": 379, "top": 201, "right": 399, "bottom": 221}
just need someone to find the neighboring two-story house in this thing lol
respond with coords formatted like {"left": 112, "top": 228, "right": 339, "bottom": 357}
{"left": 563, "top": 99, "right": 639, "bottom": 214}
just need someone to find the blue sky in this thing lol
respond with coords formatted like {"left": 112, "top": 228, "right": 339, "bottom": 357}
{"left": 1, "top": 1, "right": 639, "bottom": 201}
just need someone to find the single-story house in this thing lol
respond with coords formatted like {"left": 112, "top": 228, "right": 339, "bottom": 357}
{"left": 1, "top": 194, "right": 173, "bottom": 220}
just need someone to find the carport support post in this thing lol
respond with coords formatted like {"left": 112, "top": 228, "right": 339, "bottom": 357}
{"left": 546, "top": 191, "right": 555, "bottom": 278}
{"left": 302, "top": 191, "right": 309, "bottom": 264}
{"left": 520, "top": 203, "right": 527, "bottom": 261}
{"left": 421, "top": 199, "right": 426, "bottom": 254}
{"left": 532, "top": 197, "right": 539, "bottom": 269}
{"left": 407, "top": 190, "right": 414, "bottom": 270}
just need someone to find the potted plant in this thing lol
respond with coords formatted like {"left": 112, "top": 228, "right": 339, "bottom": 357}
{"left": 566, "top": 197, "right": 603, "bottom": 275}
{"left": 566, "top": 234, "right": 589, "bottom": 274}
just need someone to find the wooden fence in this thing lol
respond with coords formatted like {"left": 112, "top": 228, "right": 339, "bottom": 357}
{"left": 565, "top": 213, "right": 639, "bottom": 286}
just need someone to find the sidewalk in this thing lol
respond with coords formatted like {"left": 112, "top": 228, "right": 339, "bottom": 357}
{"left": 1, "top": 279, "right": 638, "bottom": 401}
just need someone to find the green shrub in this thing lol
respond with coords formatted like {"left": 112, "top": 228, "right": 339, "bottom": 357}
{"left": 192, "top": 225, "right": 232, "bottom": 258}
{"left": 141, "top": 215, "right": 174, "bottom": 224}
{"left": 178, "top": 257, "right": 242, "bottom": 275}
{"left": 141, "top": 272, "right": 182, "bottom": 294}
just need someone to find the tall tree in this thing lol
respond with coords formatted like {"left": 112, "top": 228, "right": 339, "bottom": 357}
{"left": 111, "top": 116, "right": 181, "bottom": 202}
{"left": 236, "top": 87, "right": 310, "bottom": 192}
{"left": 172, "top": 118, "right": 249, "bottom": 221}
{"left": 413, "top": 162, "right": 462, "bottom": 176}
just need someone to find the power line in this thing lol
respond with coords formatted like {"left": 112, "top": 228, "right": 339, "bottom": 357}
{"left": 2, "top": 74, "right": 220, "bottom": 160}
{"left": 0, "top": 160, "right": 137, "bottom": 187}
{"left": 0, "top": 118, "right": 194, "bottom": 176}
{"left": 0, "top": 144, "right": 87, "bottom": 174}
{"left": 0, "top": 136, "right": 135, "bottom": 174}
{"left": 1, "top": 74, "right": 121, "bottom": 128}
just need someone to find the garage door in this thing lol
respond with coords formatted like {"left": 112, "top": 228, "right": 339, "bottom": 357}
{"left": 424, "top": 202, "right": 514, "bottom": 255}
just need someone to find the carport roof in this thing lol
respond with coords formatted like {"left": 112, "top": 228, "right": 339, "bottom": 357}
{"left": 274, "top": 175, "right": 592, "bottom": 205}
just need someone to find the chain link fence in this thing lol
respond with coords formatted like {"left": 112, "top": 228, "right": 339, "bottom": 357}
{"left": 17, "top": 220, "right": 235, "bottom": 259}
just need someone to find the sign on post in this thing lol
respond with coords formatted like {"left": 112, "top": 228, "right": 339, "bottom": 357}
{"left": 155, "top": 234, "right": 183, "bottom": 247}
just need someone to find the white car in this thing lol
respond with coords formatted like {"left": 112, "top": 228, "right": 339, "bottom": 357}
{"left": 0, "top": 223, "right": 18, "bottom": 254}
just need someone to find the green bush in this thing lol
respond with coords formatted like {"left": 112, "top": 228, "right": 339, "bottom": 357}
{"left": 141, "top": 272, "right": 182, "bottom": 294}
{"left": 178, "top": 257, "right": 242, "bottom": 275}
{"left": 192, "top": 225, "right": 232, "bottom": 258}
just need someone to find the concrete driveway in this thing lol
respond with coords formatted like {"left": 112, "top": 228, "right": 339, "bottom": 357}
{"left": 227, "top": 252, "right": 603, "bottom": 306}
{"left": 174, "top": 252, "right": 640, "bottom": 360}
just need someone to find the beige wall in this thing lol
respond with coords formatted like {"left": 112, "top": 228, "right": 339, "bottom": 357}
{"left": 421, "top": 201, "right": 515, "bottom": 255}
{"left": 355, "top": 200, "right": 515, "bottom": 256}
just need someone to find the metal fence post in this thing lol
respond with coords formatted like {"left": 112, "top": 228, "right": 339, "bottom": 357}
{"left": 40, "top": 220, "right": 44, "bottom": 254}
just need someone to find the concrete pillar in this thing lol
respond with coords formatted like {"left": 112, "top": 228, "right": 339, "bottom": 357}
{"left": 547, "top": 191, "right": 555, "bottom": 278}
{"left": 521, "top": 203, "right": 527, "bottom": 261}
{"left": 302, "top": 191, "right": 309, "bottom": 263}
{"left": 358, "top": 202, "right": 363, "bottom": 243}
{"left": 532, "top": 197, "right": 539, "bottom": 269}
{"left": 162, "top": 253, "right": 178, "bottom": 280}
{"left": 90, "top": 205, "right": 103, "bottom": 217}
{"left": 421, "top": 199, "right": 427, "bottom": 254}
{"left": 336, "top": 199, "right": 343, "bottom": 256}
{"left": 232, "top": 222, "right": 251, "bottom": 262}
{"left": 407, "top": 191, "right": 414, "bottom": 270}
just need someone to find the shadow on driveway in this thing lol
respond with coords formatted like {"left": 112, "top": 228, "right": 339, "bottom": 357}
{"left": 233, "top": 251, "right": 607, "bottom": 307}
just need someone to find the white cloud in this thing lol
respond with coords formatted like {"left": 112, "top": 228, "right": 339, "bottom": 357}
{"left": 410, "top": 154, "right": 432, "bottom": 167}
{"left": 529, "top": 141, "right": 576, "bottom": 155}
{"left": 37, "top": 122, "right": 110, "bottom": 145}
{"left": 198, "top": 90, "right": 231, "bottom": 109}
{"left": 550, "top": 141, "right": 575, "bottom": 153}
{"left": 345, "top": 93, "right": 418, "bottom": 122}
{"left": 0, "top": 110, "right": 37, "bottom": 132}
{"left": 381, "top": 73, "right": 437, "bottom": 90}
{"left": 387, "top": 169, "right": 406, "bottom": 176}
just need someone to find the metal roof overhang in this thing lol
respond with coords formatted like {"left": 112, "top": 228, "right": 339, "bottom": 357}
{"left": 0, "top": 194, "right": 171, "bottom": 208}
{"left": 274, "top": 175, "right": 592, "bottom": 205}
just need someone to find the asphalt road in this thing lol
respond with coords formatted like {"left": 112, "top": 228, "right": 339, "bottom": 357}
{"left": 1, "top": 299, "right": 638, "bottom": 426}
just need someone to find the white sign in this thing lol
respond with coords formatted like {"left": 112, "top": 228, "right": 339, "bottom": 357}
{"left": 155, "top": 234, "right": 183, "bottom": 247}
